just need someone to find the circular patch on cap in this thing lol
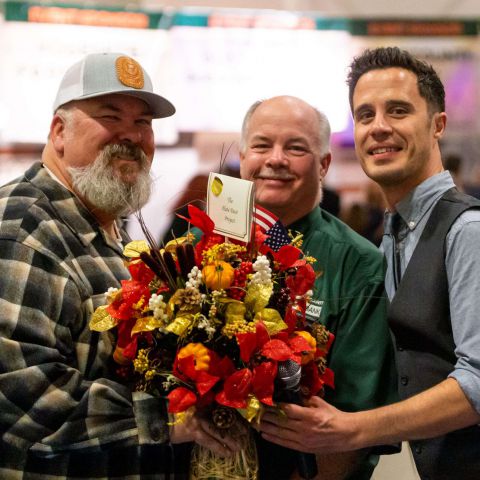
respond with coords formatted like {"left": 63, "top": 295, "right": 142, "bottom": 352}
{"left": 115, "top": 56, "right": 144, "bottom": 89}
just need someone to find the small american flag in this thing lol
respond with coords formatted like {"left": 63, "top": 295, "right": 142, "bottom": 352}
{"left": 253, "top": 205, "right": 290, "bottom": 251}
{"left": 253, "top": 205, "right": 278, "bottom": 232}
{"left": 264, "top": 221, "right": 291, "bottom": 251}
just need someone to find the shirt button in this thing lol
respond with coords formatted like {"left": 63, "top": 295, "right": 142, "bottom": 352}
{"left": 414, "top": 445, "right": 422, "bottom": 454}
{"left": 408, "top": 221, "right": 415, "bottom": 228}
{"left": 400, "top": 376, "right": 409, "bottom": 385}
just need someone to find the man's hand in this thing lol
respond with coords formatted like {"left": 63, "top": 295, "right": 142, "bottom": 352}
{"left": 170, "top": 413, "right": 246, "bottom": 457}
{"left": 259, "top": 396, "right": 359, "bottom": 454}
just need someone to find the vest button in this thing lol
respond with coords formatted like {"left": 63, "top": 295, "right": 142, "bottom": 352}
{"left": 397, "top": 345, "right": 404, "bottom": 351}
{"left": 150, "top": 425, "right": 162, "bottom": 441}
{"left": 400, "top": 376, "right": 409, "bottom": 385}
{"left": 414, "top": 445, "right": 422, "bottom": 454}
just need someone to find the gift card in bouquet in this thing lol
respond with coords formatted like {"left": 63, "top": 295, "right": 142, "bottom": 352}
{"left": 206, "top": 173, "right": 255, "bottom": 242}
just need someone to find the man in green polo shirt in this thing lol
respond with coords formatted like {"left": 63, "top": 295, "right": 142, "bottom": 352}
{"left": 239, "top": 95, "right": 398, "bottom": 479}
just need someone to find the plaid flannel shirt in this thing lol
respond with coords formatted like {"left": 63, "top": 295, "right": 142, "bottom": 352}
{"left": 0, "top": 163, "right": 190, "bottom": 479}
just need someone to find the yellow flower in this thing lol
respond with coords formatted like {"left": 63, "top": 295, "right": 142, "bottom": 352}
{"left": 202, "top": 261, "right": 235, "bottom": 290}
{"left": 178, "top": 343, "right": 211, "bottom": 371}
{"left": 295, "top": 330, "right": 317, "bottom": 364}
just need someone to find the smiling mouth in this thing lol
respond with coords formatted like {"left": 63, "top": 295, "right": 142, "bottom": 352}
{"left": 369, "top": 147, "right": 401, "bottom": 155}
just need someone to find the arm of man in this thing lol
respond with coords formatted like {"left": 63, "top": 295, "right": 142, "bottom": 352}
{"left": 280, "top": 230, "right": 398, "bottom": 478}
{"left": 0, "top": 242, "right": 236, "bottom": 462}
{"left": 261, "top": 211, "right": 480, "bottom": 455}
{"left": 260, "top": 377, "right": 479, "bottom": 454}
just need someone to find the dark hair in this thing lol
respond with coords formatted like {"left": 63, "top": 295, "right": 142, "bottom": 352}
{"left": 347, "top": 47, "right": 445, "bottom": 115}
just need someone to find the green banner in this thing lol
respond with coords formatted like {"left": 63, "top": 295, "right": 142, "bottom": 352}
{"left": 4, "top": 3, "right": 480, "bottom": 35}
{"left": 5, "top": 1, "right": 164, "bottom": 29}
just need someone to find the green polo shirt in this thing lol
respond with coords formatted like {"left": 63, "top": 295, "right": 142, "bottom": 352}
{"left": 291, "top": 208, "right": 397, "bottom": 413}
{"left": 188, "top": 207, "right": 398, "bottom": 478}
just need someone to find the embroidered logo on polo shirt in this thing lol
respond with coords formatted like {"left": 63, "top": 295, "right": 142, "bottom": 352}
{"left": 115, "top": 56, "right": 144, "bottom": 89}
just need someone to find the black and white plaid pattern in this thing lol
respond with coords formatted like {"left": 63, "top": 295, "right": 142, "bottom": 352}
{"left": 0, "top": 163, "right": 186, "bottom": 479}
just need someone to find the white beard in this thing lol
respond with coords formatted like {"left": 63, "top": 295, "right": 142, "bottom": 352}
{"left": 68, "top": 143, "right": 152, "bottom": 217}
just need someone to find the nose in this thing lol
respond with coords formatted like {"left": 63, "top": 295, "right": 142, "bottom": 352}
{"left": 116, "top": 127, "right": 142, "bottom": 145}
{"left": 370, "top": 112, "right": 393, "bottom": 137}
{"left": 265, "top": 144, "right": 288, "bottom": 168}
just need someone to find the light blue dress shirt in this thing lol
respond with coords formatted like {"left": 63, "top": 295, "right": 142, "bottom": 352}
{"left": 381, "top": 171, "right": 480, "bottom": 414}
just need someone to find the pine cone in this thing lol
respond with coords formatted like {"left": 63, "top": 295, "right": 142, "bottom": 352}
{"left": 212, "top": 406, "right": 236, "bottom": 429}
{"left": 316, "top": 356, "right": 327, "bottom": 375}
{"left": 311, "top": 323, "right": 330, "bottom": 346}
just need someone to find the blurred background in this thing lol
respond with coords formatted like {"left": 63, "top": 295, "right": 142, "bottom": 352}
{"left": 2, "top": 0, "right": 480, "bottom": 244}
{"left": 4, "top": 1, "right": 480, "bottom": 477}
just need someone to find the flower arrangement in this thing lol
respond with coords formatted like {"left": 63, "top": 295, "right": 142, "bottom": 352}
{"left": 90, "top": 204, "right": 334, "bottom": 479}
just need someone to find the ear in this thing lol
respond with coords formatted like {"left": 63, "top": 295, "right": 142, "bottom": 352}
{"left": 319, "top": 152, "right": 332, "bottom": 178}
{"left": 239, "top": 151, "right": 246, "bottom": 178}
{"left": 433, "top": 112, "right": 447, "bottom": 140}
{"left": 50, "top": 114, "right": 67, "bottom": 156}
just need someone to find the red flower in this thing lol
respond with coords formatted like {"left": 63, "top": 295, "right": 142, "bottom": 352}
{"left": 286, "top": 264, "right": 316, "bottom": 298}
{"left": 128, "top": 261, "right": 155, "bottom": 284}
{"left": 232, "top": 322, "right": 303, "bottom": 407}
{"left": 251, "top": 360, "right": 277, "bottom": 406}
{"left": 216, "top": 368, "right": 253, "bottom": 408}
{"left": 168, "top": 387, "right": 197, "bottom": 413}
{"left": 261, "top": 339, "right": 295, "bottom": 362}
{"left": 273, "top": 245, "right": 304, "bottom": 270}
{"left": 300, "top": 361, "right": 335, "bottom": 397}
{"left": 236, "top": 321, "right": 270, "bottom": 363}
{"left": 107, "top": 279, "right": 150, "bottom": 321}
{"left": 177, "top": 204, "right": 215, "bottom": 235}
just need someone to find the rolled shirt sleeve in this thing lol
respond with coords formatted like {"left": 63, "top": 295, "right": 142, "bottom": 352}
{"left": 446, "top": 209, "right": 480, "bottom": 414}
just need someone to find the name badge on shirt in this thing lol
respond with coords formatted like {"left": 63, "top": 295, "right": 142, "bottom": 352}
{"left": 306, "top": 299, "right": 324, "bottom": 322}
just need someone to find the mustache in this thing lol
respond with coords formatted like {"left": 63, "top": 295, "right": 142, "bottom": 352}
{"left": 255, "top": 169, "right": 296, "bottom": 181}
{"left": 104, "top": 143, "right": 147, "bottom": 164}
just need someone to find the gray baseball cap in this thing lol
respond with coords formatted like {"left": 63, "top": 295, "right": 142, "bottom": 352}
{"left": 53, "top": 52, "right": 175, "bottom": 118}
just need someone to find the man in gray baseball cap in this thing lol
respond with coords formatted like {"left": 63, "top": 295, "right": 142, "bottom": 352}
{"left": 0, "top": 53, "right": 241, "bottom": 479}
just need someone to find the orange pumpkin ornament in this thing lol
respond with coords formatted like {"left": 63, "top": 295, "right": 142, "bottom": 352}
{"left": 202, "top": 261, "right": 235, "bottom": 290}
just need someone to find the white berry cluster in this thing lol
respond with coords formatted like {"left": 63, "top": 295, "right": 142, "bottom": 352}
{"left": 106, "top": 287, "right": 119, "bottom": 302}
{"left": 250, "top": 255, "right": 272, "bottom": 285}
{"left": 197, "top": 314, "right": 217, "bottom": 339}
{"left": 149, "top": 293, "right": 168, "bottom": 321}
{"left": 186, "top": 266, "right": 202, "bottom": 289}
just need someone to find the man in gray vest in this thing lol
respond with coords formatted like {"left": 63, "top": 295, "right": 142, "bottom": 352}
{"left": 259, "top": 47, "right": 480, "bottom": 480}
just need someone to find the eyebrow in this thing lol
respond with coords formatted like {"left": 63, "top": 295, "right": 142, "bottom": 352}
{"left": 249, "top": 134, "right": 309, "bottom": 144}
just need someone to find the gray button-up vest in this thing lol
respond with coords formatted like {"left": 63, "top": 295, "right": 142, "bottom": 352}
{"left": 388, "top": 188, "right": 480, "bottom": 480}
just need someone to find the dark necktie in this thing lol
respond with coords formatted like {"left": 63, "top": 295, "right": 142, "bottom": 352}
{"left": 384, "top": 212, "right": 403, "bottom": 290}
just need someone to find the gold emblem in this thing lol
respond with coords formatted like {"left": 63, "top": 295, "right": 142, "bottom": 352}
{"left": 115, "top": 56, "right": 144, "bottom": 89}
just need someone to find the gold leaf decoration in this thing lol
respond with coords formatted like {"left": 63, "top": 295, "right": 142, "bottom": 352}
{"left": 165, "top": 314, "right": 194, "bottom": 336}
{"left": 89, "top": 305, "right": 117, "bottom": 332}
{"left": 238, "top": 394, "right": 263, "bottom": 424}
{"left": 254, "top": 308, "right": 287, "bottom": 336}
{"left": 131, "top": 316, "right": 165, "bottom": 335}
{"left": 225, "top": 302, "right": 247, "bottom": 325}
{"left": 123, "top": 240, "right": 150, "bottom": 258}
{"left": 244, "top": 283, "right": 273, "bottom": 313}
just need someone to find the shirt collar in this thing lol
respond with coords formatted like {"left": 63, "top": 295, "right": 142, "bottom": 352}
{"left": 394, "top": 171, "right": 455, "bottom": 232}
{"left": 27, "top": 163, "right": 124, "bottom": 252}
